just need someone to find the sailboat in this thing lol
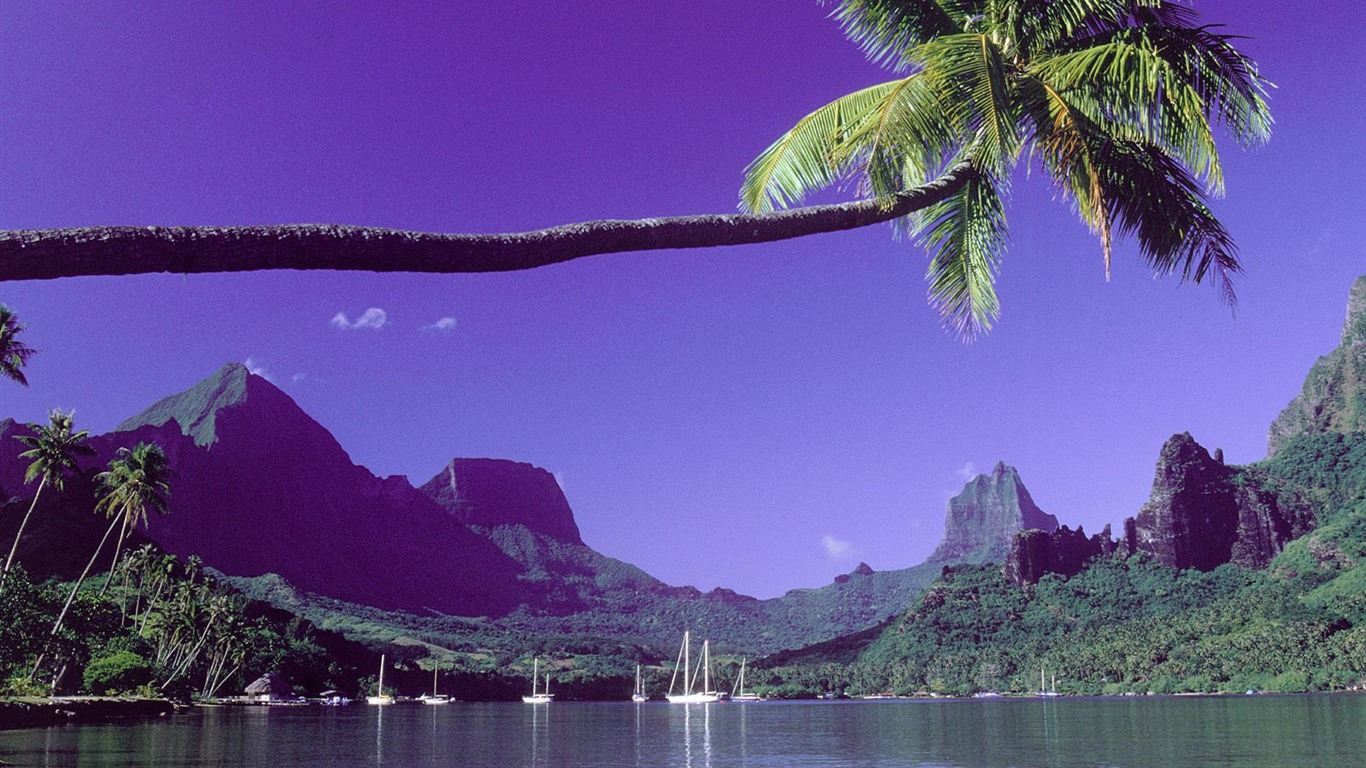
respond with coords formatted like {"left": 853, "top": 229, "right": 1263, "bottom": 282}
{"left": 1038, "top": 668, "right": 1061, "bottom": 697}
{"left": 731, "top": 657, "right": 764, "bottom": 702}
{"left": 421, "top": 667, "right": 451, "bottom": 705}
{"left": 666, "top": 631, "right": 721, "bottom": 703}
{"left": 632, "top": 664, "right": 649, "bottom": 703}
{"left": 522, "top": 657, "right": 554, "bottom": 703}
{"left": 366, "top": 654, "right": 395, "bottom": 705}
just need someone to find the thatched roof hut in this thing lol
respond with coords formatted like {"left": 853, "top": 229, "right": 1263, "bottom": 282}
{"left": 245, "top": 671, "right": 294, "bottom": 699}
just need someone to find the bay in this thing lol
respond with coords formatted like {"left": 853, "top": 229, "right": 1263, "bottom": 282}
{"left": 1, "top": 695, "right": 1362, "bottom": 767}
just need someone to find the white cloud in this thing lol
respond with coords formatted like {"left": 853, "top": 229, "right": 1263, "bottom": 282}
{"left": 822, "top": 535, "right": 854, "bottom": 560}
{"left": 243, "top": 357, "right": 273, "bottom": 383}
{"left": 331, "top": 307, "right": 388, "bottom": 330}
{"left": 422, "top": 316, "right": 458, "bottom": 332}
{"left": 955, "top": 462, "right": 978, "bottom": 482}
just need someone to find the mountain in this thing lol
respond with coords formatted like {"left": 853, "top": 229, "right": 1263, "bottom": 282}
{"left": 1267, "top": 275, "right": 1366, "bottom": 455}
{"left": 2, "top": 362, "right": 1053, "bottom": 658}
{"left": 761, "top": 276, "right": 1366, "bottom": 696}
{"left": 420, "top": 459, "right": 583, "bottom": 546}
{"left": 928, "top": 461, "right": 1058, "bottom": 564}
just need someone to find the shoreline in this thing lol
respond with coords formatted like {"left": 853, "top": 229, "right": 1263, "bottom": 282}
{"left": 0, "top": 697, "right": 180, "bottom": 730}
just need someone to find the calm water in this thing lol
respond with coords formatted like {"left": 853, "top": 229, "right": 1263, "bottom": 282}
{"left": 1, "top": 695, "right": 1363, "bottom": 767}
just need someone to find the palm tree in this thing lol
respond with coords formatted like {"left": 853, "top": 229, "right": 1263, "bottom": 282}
{"left": 0, "top": 305, "right": 35, "bottom": 387}
{"left": 740, "top": 0, "right": 1271, "bottom": 337}
{"left": 94, "top": 443, "right": 172, "bottom": 594}
{"left": 4, "top": 409, "right": 94, "bottom": 576}
{"left": 0, "top": 2, "right": 1268, "bottom": 337}
{"left": 31, "top": 442, "right": 170, "bottom": 683}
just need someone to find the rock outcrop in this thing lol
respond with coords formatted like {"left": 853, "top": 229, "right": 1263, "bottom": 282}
{"left": 1128, "top": 433, "right": 1311, "bottom": 571}
{"left": 1268, "top": 275, "right": 1366, "bottom": 455}
{"left": 1004, "top": 525, "right": 1118, "bottom": 585}
{"left": 419, "top": 459, "right": 582, "bottom": 545}
{"left": 928, "top": 462, "right": 1058, "bottom": 564}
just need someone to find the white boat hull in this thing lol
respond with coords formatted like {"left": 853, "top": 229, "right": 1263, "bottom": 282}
{"left": 365, "top": 696, "right": 395, "bottom": 705}
{"left": 666, "top": 692, "right": 721, "bottom": 704}
{"left": 521, "top": 694, "right": 554, "bottom": 703}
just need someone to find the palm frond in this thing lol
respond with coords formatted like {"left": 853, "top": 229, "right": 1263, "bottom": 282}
{"left": 825, "top": 0, "right": 969, "bottom": 71}
{"left": 832, "top": 74, "right": 960, "bottom": 201}
{"left": 0, "top": 305, "right": 35, "bottom": 387}
{"left": 1019, "top": 74, "right": 1116, "bottom": 275}
{"left": 913, "top": 33, "right": 1019, "bottom": 175}
{"left": 1001, "top": 0, "right": 1142, "bottom": 57}
{"left": 1092, "top": 138, "right": 1240, "bottom": 303}
{"left": 1030, "top": 40, "right": 1223, "bottom": 191}
{"left": 740, "top": 80, "right": 905, "bottom": 213}
{"left": 912, "top": 172, "right": 1009, "bottom": 339}
{"left": 1119, "top": 21, "right": 1273, "bottom": 146}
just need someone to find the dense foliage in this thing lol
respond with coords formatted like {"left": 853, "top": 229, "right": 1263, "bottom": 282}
{"left": 0, "top": 549, "right": 373, "bottom": 699}
{"left": 751, "top": 432, "right": 1366, "bottom": 698}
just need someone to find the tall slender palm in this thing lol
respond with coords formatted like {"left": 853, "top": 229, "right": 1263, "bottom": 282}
{"left": 4, "top": 409, "right": 94, "bottom": 575}
{"left": 0, "top": 2, "right": 1269, "bottom": 338}
{"left": 741, "top": 0, "right": 1271, "bottom": 337}
{"left": 94, "top": 443, "right": 172, "bottom": 594}
{"left": 0, "top": 305, "right": 35, "bottom": 387}
{"left": 32, "top": 442, "right": 171, "bottom": 683}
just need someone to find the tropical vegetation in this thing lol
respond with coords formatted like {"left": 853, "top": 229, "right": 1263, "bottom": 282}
{"left": 0, "top": 552, "right": 362, "bottom": 699}
{"left": 4, "top": 409, "right": 93, "bottom": 576}
{"left": 0, "top": 305, "right": 34, "bottom": 388}
{"left": 750, "top": 431, "right": 1366, "bottom": 698}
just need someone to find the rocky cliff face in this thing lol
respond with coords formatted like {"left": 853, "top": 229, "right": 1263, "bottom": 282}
{"left": 1268, "top": 275, "right": 1366, "bottom": 455}
{"left": 1004, "top": 431, "right": 1317, "bottom": 585}
{"left": 1004, "top": 525, "right": 1118, "bottom": 585}
{"left": 1129, "top": 432, "right": 1312, "bottom": 571}
{"left": 928, "top": 462, "right": 1058, "bottom": 564}
{"left": 419, "top": 459, "right": 582, "bottom": 545}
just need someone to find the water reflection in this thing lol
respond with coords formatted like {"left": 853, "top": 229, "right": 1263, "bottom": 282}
{"left": 528, "top": 697, "right": 550, "bottom": 766}
{"left": 679, "top": 703, "right": 712, "bottom": 768}
{"left": 374, "top": 703, "right": 383, "bottom": 766}
{"left": 1, "top": 695, "right": 1364, "bottom": 767}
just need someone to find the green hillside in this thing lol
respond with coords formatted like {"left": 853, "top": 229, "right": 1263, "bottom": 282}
{"left": 753, "top": 432, "right": 1366, "bottom": 698}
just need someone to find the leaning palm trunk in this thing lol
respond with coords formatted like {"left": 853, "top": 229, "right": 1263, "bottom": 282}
{"left": 28, "top": 514, "right": 120, "bottom": 683}
{"left": 0, "top": 167, "right": 974, "bottom": 282}
{"left": 160, "top": 612, "right": 219, "bottom": 691}
{"left": 98, "top": 516, "right": 131, "bottom": 596}
{"left": 3, "top": 474, "right": 47, "bottom": 576}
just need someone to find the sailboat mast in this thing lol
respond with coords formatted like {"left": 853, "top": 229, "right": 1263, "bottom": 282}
{"left": 684, "top": 631, "right": 692, "bottom": 693}
{"left": 702, "top": 640, "right": 711, "bottom": 694}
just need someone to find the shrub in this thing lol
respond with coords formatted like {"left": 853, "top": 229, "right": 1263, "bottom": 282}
{"left": 83, "top": 650, "right": 153, "bottom": 695}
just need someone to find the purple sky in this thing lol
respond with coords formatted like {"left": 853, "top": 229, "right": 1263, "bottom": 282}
{"left": 2, "top": 1, "right": 1363, "bottom": 599}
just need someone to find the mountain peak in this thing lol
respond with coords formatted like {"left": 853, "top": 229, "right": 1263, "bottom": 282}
{"left": 928, "top": 462, "right": 1058, "bottom": 565}
{"left": 1268, "top": 274, "right": 1366, "bottom": 455}
{"left": 116, "top": 363, "right": 250, "bottom": 445}
{"left": 1344, "top": 274, "right": 1366, "bottom": 347}
{"left": 115, "top": 362, "right": 298, "bottom": 447}
{"left": 418, "top": 458, "right": 583, "bottom": 545}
